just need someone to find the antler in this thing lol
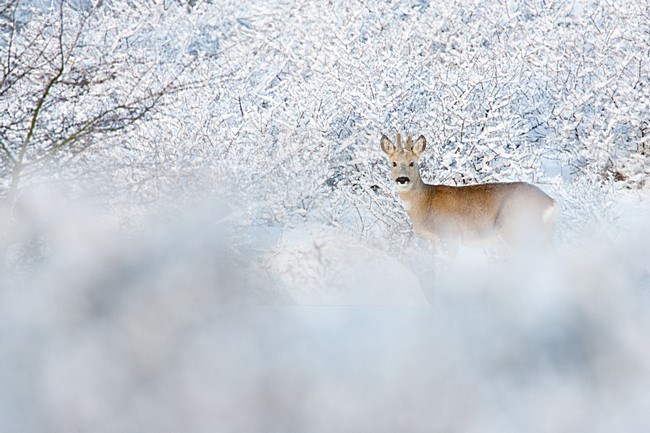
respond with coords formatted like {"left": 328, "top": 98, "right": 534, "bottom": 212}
{"left": 405, "top": 134, "right": 413, "bottom": 151}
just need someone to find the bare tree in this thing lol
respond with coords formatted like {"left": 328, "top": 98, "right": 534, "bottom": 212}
{"left": 0, "top": 0, "right": 194, "bottom": 255}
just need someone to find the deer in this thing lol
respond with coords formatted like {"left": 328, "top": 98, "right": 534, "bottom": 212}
{"left": 380, "top": 133, "right": 557, "bottom": 255}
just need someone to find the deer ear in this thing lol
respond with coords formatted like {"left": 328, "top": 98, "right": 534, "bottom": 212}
{"left": 413, "top": 135, "right": 426, "bottom": 156}
{"left": 380, "top": 134, "right": 396, "bottom": 155}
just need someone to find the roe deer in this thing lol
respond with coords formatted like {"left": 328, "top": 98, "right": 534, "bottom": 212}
{"left": 380, "top": 133, "right": 557, "bottom": 254}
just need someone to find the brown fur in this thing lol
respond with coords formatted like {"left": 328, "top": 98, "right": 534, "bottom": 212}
{"left": 381, "top": 133, "right": 557, "bottom": 252}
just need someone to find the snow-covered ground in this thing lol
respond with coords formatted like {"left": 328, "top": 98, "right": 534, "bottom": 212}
{"left": 1, "top": 0, "right": 649, "bottom": 431}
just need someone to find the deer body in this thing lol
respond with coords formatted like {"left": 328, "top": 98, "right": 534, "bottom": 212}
{"left": 381, "top": 133, "right": 556, "bottom": 252}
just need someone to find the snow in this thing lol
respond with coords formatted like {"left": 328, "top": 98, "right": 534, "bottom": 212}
{"left": 255, "top": 224, "right": 427, "bottom": 305}
{"left": 1, "top": 0, "right": 649, "bottom": 431}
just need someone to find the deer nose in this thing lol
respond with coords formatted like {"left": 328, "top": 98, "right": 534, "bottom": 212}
{"left": 396, "top": 177, "right": 410, "bottom": 185}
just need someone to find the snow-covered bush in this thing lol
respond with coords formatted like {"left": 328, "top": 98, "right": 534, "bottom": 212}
{"left": 4, "top": 0, "right": 648, "bottom": 246}
{"left": 103, "top": 0, "right": 648, "bottom": 238}
{"left": 0, "top": 1, "right": 197, "bottom": 253}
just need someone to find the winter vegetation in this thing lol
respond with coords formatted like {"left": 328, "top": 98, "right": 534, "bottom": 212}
{"left": 1, "top": 0, "right": 649, "bottom": 431}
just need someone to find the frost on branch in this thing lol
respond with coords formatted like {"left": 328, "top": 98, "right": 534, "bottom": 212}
{"left": 0, "top": 1, "right": 195, "bottom": 249}
{"left": 1, "top": 0, "right": 648, "bottom": 254}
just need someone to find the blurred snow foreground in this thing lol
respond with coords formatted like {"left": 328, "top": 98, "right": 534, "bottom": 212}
{"left": 1, "top": 186, "right": 650, "bottom": 433}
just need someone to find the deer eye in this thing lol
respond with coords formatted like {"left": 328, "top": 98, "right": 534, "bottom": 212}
{"left": 409, "top": 162, "right": 414, "bottom": 167}
{"left": 392, "top": 162, "right": 397, "bottom": 167}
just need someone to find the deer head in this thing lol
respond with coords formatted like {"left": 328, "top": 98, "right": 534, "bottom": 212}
{"left": 380, "top": 133, "right": 427, "bottom": 192}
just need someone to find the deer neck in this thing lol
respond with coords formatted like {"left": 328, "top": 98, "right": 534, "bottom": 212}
{"left": 397, "top": 179, "right": 428, "bottom": 213}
